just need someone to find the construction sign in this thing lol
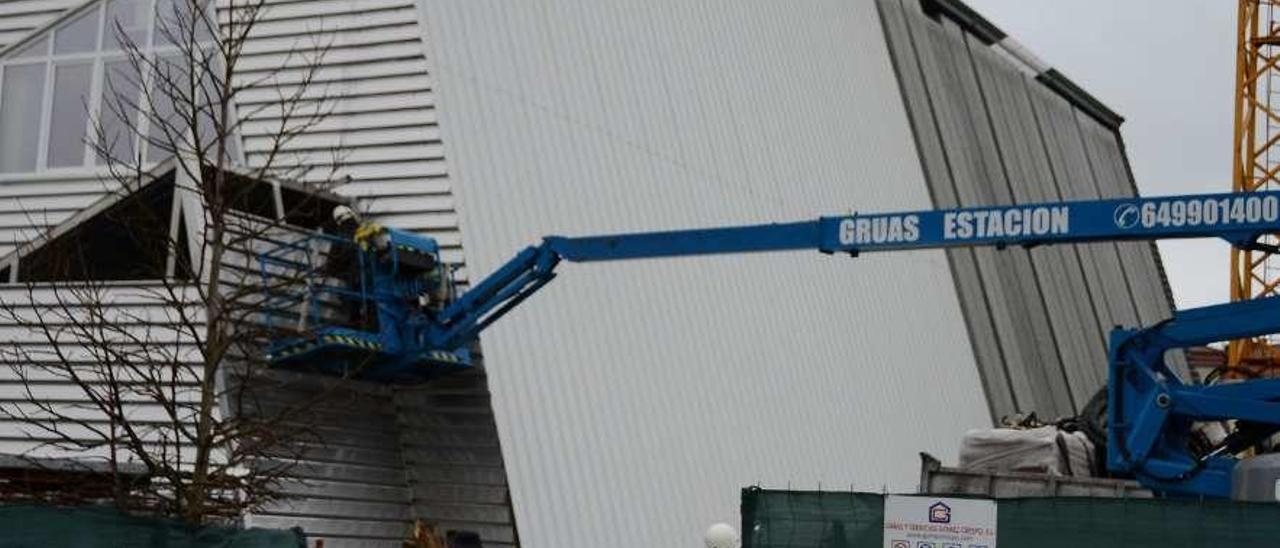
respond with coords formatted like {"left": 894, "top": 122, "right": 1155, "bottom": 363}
{"left": 882, "top": 495, "right": 997, "bottom": 548}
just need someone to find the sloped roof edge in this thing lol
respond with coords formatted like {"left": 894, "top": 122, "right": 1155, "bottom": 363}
{"left": 920, "top": 0, "right": 1125, "bottom": 130}
{"left": 0, "top": 0, "right": 96, "bottom": 59}
{"left": 0, "top": 158, "right": 181, "bottom": 267}
{"left": 0, "top": 157, "right": 351, "bottom": 268}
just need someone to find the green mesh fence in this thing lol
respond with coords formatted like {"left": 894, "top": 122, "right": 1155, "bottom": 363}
{"left": 0, "top": 505, "right": 304, "bottom": 548}
{"left": 741, "top": 487, "right": 1280, "bottom": 548}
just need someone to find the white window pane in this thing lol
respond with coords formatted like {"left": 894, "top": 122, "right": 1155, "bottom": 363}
{"left": 54, "top": 6, "right": 101, "bottom": 54}
{"left": 97, "top": 60, "right": 142, "bottom": 164}
{"left": 104, "top": 0, "right": 150, "bottom": 52}
{"left": 0, "top": 64, "right": 47, "bottom": 173}
{"left": 195, "top": 58, "right": 223, "bottom": 156}
{"left": 48, "top": 62, "right": 94, "bottom": 168}
{"left": 10, "top": 37, "right": 49, "bottom": 59}
{"left": 146, "top": 55, "right": 179, "bottom": 162}
{"left": 155, "top": 0, "right": 213, "bottom": 46}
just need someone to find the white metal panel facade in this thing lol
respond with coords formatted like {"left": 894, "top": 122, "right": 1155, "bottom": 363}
{"left": 0, "top": 0, "right": 513, "bottom": 544}
{"left": 0, "top": 171, "right": 116, "bottom": 258}
{"left": 416, "top": 1, "right": 991, "bottom": 546}
{"left": 226, "top": 1, "right": 518, "bottom": 544}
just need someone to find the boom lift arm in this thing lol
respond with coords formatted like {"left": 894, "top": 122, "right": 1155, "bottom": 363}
{"left": 260, "top": 189, "right": 1280, "bottom": 499}
{"left": 429, "top": 190, "right": 1280, "bottom": 350}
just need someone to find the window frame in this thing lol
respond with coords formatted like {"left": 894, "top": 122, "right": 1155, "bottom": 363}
{"left": 0, "top": 0, "right": 227, "bottom": 176}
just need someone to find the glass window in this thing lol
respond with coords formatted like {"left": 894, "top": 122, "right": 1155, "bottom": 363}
{"left": 195, "top": 59, "right": 222, "bottom": 153}
{"left": 54, "top": 6, "right": 101, "bottom": 54}
{"left": 98, "top": 60, "right": 142, "bottom": 164}
{"left": 104, "top": 0, "right": 150, "bottom": 52}
{"left": 155, "top": 0, "right": 213, "bottom": 46}
{"left": 48, "top": 62, "right": 94, "bottom": 168}
{"left": 0, "top": 0, "right": 229, "bottom": 173}
{"left": 0, "top": 64, "right": 47, "bottom": 173}
{"left": 146, "top": 55, "right": 179, "bottom": 162}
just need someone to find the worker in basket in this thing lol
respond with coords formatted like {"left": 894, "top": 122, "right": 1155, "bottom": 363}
{"left": 326, "top": 205, "right": 451, "bottom": 327}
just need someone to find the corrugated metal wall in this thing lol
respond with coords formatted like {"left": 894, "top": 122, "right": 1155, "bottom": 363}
{"left": 393, "top": 371, "right": 518, "bottom": 547}
{"left": 0, "top": 171, "right": 116, "bottom": 258}
{"left": 229, "top": 0, "right": 516, "bottom": 545}
{"left": 415, "top": 1, "right": 992, "bottom": 547}
{"left": 0, "top": 282, "right": 201, "bottom": 458}
{"left": 875, "top": 0, "right": 1183, "bottom": 419}
{"left": 244, "top": 378, "right": 415, "bottom": 548}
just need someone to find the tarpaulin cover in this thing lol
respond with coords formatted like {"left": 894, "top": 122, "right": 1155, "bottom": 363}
{"left": 0, "top": 505, "right": 304, "bottom": 548}
{"left": 959, "top": 426, "right": 1095, "bottom": 476}
{"left": 741, "top": 487, "right": 1280, "bottom": 547}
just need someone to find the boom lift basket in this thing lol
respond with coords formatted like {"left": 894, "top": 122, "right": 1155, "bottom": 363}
{"left": 255, "top": 230, "right": 469, "bottom": 382}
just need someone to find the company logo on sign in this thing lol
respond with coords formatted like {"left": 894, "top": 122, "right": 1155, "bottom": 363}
{"left": 928, "top": 502, "right": 951, "bottom": 524}
{"left": 1114, "top": 203, "right": 1139, "bottom": 229}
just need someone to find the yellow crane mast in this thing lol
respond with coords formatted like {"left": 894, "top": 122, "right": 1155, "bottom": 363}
{"left": 1229, "top": 0, "right": 1280, "bottom": 372}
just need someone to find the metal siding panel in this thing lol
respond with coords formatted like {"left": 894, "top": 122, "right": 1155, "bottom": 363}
{"left": 393, "top": 370, "right": 517, "bottom": 544}
{"left": 949, "top": 29, "right": 1071, "bottom": 417}
{"left": 876, "top": 0, "right": 1010, "bottom": 420}
{"left": 1075, "top": 112, "right": 1171, "bottom": 325}
{"left": 966, "top": 42, "right": 1096, "bottom": 413}
{"left": 229, "top": 0, "right": 457, "bottom": 243}
{"left": 1025, "top": 85, "right": 1140, "bottom": 351}
{"left": 901, "top": 9, "right": 1048, "bottom": 415}
{"left": 0, "top": 283, "right": 203, "bottom": 455}
{"left": 225, "top": 0, "right": 521, "bottom": 541}
{"left": 419, "top": 1, "right": 988, "bottom": 547}
{"left": 0, "top": 174, "right": 121, "bottom": 256}
{"left": 246, "top": 379, "right": 415, "bottom": 548}
{"left": 1073, "top": 112, "right": 1189, "bottom": 377}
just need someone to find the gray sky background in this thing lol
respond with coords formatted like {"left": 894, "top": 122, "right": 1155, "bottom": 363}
{"left": 964, "top": 1, "right": 1235, "bottom": 309}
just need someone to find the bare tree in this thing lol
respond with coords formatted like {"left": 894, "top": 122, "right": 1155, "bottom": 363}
{"left": 0, "top": 0, "right": 356, "bottom": 523}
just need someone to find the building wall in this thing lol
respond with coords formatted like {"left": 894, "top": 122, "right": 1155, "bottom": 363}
{"left": 393, "top": 371, "right": 518, "bottom": 547}
{"left": 0, "top": 1, "right": 517, "bottom": 545}
{"left": 0, "top": 1, "right": 1185, "bottom": 547}
{"left": 226, "top": 0, "right": 517, "bottom": 545}
{"left": 0, "top": 281, "right": 201, "bottom": 458}
{"left": 415, "top": 1, "right": 992, "bottom": 547}
{"left": 0, "top": 171, "right": 117, "bottom": 259}
{"left": 876, "top": 0, "right": 1183, "bottom": 419}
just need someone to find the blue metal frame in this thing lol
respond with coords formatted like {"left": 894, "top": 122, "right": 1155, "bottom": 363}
{"left": 257, "top": 227, "right": 468, "bottom": 382}
{"left": 546, "top": 190, "right": 1280, "bottom": 262}
{"left": 1108, "top": 295, "right": 1280, "bottom": 497}
{"left": 260, "top": 189, "right": 1280, "bottom": 498}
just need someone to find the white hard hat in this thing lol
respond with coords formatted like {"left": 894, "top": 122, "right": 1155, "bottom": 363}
{"left": 704, "top": 523, "right": 740, "bottom": 548}
{"left": 332, "top": 205, "right": 357, "bottom": 224}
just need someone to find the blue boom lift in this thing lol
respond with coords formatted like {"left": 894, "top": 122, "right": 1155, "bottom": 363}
{"left": 259, "top": 189, "right": 1280, "bottom": 499}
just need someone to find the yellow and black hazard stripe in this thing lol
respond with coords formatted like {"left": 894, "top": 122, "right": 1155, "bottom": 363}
{"left": 421, "top": 350, "right": 463, "bottom": 364}
{"left": 268, "top": 340, "right": 317, "bottom": 360}
{"left": 321, "top": 334, "right": 382, "bottom": 351}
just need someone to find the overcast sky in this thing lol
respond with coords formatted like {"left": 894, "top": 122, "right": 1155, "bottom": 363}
{"left": 963, "top": 1, "right": 1235, "bottom": 309}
